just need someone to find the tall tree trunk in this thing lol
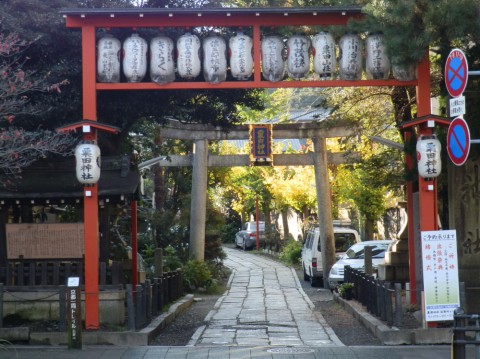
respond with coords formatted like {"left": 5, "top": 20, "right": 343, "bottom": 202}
{"left": 153, "top": 126, "right": 165, "bottom": 248}
{"left": 281, "top": 208, "right": 290, "bottom": 240}
{"left": 153, "top": 126, "right": 165, "bottom": 210}
{"left": 364, "top": 217, "right": 376, "bottom": 240}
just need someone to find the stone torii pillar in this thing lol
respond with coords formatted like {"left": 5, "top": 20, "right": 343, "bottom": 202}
{"left": 190, "top": 139, "right": 208, "bottom": 261}
{"left": 312, "top": 137, "right": 336, "bottom": 289}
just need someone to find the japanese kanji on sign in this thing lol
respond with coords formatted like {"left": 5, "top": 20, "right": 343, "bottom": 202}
{"left": 421, "top": 230, "right": 460, "bottom": 322}
{"left": 249, "top": 124, "right": 273, "bottom": 166}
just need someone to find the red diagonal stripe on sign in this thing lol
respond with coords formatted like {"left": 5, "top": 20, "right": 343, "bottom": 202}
{"left": 449, "top": 62, "right": 466, "bottom": 85}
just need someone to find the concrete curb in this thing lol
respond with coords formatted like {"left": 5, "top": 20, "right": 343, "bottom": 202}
{"left": 4, "top": 293, "right": 195, "bottom": 346}
{"left": 333, "top": 293, "right": 452, "bottom": 345}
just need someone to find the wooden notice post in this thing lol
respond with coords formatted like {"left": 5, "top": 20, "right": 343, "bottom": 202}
{"left": 67, "top": 277, "right": 82, "bottom": 350}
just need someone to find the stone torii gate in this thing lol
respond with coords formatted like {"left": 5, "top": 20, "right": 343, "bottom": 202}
{"left": 155, "top": 119, "right": 354, "bottom": 266}
{"left": 60, "top": 6, "right": 437, "bottom": 329}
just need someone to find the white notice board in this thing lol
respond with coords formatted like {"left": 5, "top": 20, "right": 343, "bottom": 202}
{"left": 421, "top": 230, "right": 460, "bottom": 321}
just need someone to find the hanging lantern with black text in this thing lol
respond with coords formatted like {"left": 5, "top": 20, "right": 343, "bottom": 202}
{"left": 75, "top": 142, "right": 101, "bottom": 184}
{"left": 416, "top": 135, "right": 442, "bottom": 179}
{"left": 249, "top": 124, "right": 273, "bottom": 166}
{"left": 365, "top": 32, "right": 390, "bottom": 80}
{"left": 177, "top": 32, "right": 201, "bottom": 80}
{"left": 286, "top": 34, "right": 311, "bottom": 80}
{"left": 97, "top": 34, "right": 121, "bottom": 83}
{"left": 150, "top": 34, "right": 176, "bottom": 84}
{"left": 203, "top": 35, "right": 227, "bottom": 83}
{"left": 312, "top": 31, "right": 336, "bottom": 80}
{"left": 229, "top": 32, "right": 254, "bottom": 80}
{"left": 261, "top": 35, "right": 285, "bottom": 82}
{"left": 339, "top": 32, "right": 363, "bottom": 80}
{"left": 122, "top": 33, "right": 148, "bottom": 82}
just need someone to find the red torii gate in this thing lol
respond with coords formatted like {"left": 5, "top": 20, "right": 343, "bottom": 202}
{"left": 60, "top": 6, "right": 438, "bottom": 330}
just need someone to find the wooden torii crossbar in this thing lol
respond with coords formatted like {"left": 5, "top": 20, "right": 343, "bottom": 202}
{"left": 61, "top": 6, "right": 436, "bottom": 329}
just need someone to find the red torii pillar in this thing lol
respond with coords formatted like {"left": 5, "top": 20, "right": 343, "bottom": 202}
{"left": 402, "top": 56, "right": 451, "bottom": 304}
{"left": 57, "top": 120, "right": 120, "bottom": 330}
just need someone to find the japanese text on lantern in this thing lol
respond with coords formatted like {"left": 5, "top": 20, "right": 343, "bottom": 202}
{"left": 79, "top": 146, "right": 95, "bottom": 181}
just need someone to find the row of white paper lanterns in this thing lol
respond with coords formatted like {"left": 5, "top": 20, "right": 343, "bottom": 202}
{"left": 97, "top": 31, "right": 416, "bottom": 84}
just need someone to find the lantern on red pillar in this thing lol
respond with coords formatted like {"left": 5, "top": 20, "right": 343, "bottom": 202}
{"left": 416, "top": 135, "right": 441, "bottom": 179}
{"left": 75, "top": 142, "right": 101, "bottom": 184}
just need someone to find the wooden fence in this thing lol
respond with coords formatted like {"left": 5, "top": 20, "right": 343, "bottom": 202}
{"left": 0, "top": 260, "right": 125, "bottom": 286}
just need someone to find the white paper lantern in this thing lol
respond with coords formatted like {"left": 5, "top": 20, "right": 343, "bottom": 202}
{"left": 261, "top": 35, "right": 285, "bottom": 82}
{"left": 203, "top": 35, "right": 227, "bottom": 83}
{"left": 229, "top": 32, "right": 254, "bottom": 80}
{"left": 122, "top": 34, "right": 148, "bottom": 82}
{"left": 286, "top": 34, "right": 311, "bottom": 80}
{"left": 177, "top": 33, "right": 201, "bottom": 80}
{"left": 97, "top": 34, "right": 121, "bottom": 83}
{"left": 339, "top": 32, "right": 363, "bottom": 80}
{"left": 75, "top": 143, "right": 101, "bottom": 184}
{"left": 150, "top": 35, "right": 175, "bottom": 84}
{"left": 365, "top": 33, "right": 390, "bottom": 80}
{"left": 312, "top": 31, "right": 336, "bottom": 79}
{"left": 416, "top": 135, "right": 442, "bottom": 179}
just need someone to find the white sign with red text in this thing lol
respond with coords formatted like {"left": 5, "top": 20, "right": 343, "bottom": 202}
{"left": 421, "top": 230, "right": 460, "bottom": 322}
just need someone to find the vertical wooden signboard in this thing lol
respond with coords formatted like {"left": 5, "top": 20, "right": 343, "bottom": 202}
{"left": 67, "top": 277, "right": 82, "bottom": 349}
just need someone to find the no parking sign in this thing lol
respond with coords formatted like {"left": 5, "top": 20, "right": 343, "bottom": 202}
{"left": 447, "top": 117, "right": 470, "bottom": 166}
{"left": 445, "top": 49, "right": 468, "bottom": 98}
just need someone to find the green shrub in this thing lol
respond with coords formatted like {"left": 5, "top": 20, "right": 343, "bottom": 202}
{"left": 219, "top": 222, "right": 239, "bottom": 243}
{"left": 163, "top": 245, "right": 182, "bottom": 272}
{"left": 182, "top": 259, "right": 213, "bottom": 291}
{"left": 205, "top": 231, "right": 227, "bottom": 263}
{"left": 279, "top": 240, "right": 302, "bottom": 266}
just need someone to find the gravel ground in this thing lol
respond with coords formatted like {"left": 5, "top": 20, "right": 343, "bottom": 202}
{"left": 150, "top": 262, "right": 383, "bottom": 346}
{"left": 295, "top": 268, "right": 383, "bottom": 346}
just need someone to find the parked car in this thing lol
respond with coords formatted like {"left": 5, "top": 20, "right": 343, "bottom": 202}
{"left": 327, "top": 239, "right": 392, "bottom": 288}
{"left": 301, "top": 225, "right": 361, "bottom": 287}
{"left": 235, "top": 221, "right": 266, "bottom": 250}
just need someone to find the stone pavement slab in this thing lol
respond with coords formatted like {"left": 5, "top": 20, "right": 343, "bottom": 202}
{"left": 189, "top": 247, "right": 339, "bottom": 348}
{"left": 0, "top": 345, "right": 458, "bottom": 358}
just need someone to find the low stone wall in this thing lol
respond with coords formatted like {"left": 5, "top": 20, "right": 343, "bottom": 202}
{"left": 333, "top": 293, "right": 452, "bottom": 345}
{"left": 0, "top": 294, "right": 195, "bottom": 346}
{"left": 3, "top": 289, "right": 125, "bottom": 325}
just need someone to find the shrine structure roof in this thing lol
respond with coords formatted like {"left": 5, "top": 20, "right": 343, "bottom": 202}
{"left": 0, "top": 156, "right": 140, "bottom": 205}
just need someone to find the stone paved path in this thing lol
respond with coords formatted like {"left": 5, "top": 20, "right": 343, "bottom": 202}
{"left": 188, "top": 247, "right": 342, "bottom": 347}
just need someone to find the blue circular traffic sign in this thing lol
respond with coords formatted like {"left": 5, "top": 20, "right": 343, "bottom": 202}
{"left": 447, "top": 117, "right": 470, "bottom": 166}
{"left": 445, "top": 49, "right": 468, "bottom": 98}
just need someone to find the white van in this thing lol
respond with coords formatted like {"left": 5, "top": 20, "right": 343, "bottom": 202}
{"left": 301, "top": 225, "right": 360, "bottom": 287}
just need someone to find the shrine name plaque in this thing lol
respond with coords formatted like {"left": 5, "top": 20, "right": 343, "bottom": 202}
{"left": 6, "top": 223, "right": 84, "bottom": 259}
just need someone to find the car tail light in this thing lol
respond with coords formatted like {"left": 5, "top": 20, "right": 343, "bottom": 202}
{"left": 249, "top": 232, "right": 256, "bottom": 237}
{"left": 312, "top": 258, "right": 317, "bottom": 268}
